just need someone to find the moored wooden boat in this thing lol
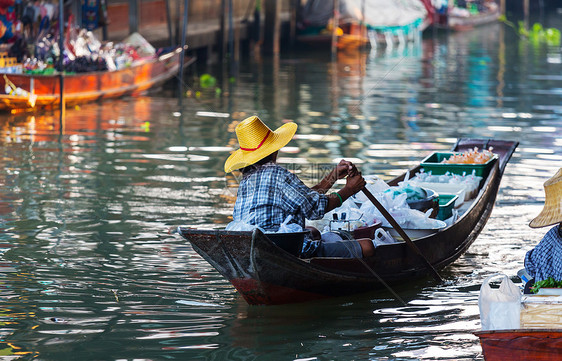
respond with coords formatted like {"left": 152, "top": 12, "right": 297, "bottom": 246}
{"left": 447, "top": 8, "right": 501, "bottom": 31}
{"left": 429, "top": 6, "right": 501, "bottom": 31}
{"left": 0, "top": 48, "right": 194, "bottom": 112}
{"left": 178, "top": 138, "right": 518, "bottom": 305}
{"left": 475, "top": 329, "right": 562, "bottom": 361}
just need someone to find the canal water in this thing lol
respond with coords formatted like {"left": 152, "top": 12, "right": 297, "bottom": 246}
{"left": 1, "top": 16, "right": 561, "bottom": 361}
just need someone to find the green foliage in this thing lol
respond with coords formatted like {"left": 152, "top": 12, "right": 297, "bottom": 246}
{"left": 517, "top": 21, "right": 529, "bottom": 37}
{"left": 514, "top": 21, "right": 561, "bottom": 46}
{"left": 546, "top": 28, "right": 561, "bottom": 46}
{"left": 199, "top": 73, "right": 217, "bottom": 89}
{"left": 531, "top": 277, "right": 562, "bottom": 294}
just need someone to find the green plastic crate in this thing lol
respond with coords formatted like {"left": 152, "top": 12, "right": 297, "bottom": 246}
{"left": 420, "top": 151, "right": 497, "bottom": 177}
{"left": 437, "top": 194, "right": 459, "bottom": 220}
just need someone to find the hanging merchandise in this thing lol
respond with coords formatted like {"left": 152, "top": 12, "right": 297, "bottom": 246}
{"left": 82, "top": 0, "right": 99, "bottom": 30}
{"left": 0, "top": 0, "right": 18, "bottom": 43}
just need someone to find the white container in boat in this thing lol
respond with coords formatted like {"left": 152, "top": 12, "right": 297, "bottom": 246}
{"left": 520, "top": 295, "right": 562, "bottom": 329}
{"left": 412, "top": 182, "right": 468, "bottom": 206}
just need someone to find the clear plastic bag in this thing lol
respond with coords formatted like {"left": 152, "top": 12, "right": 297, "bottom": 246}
{"left": 478, "top": 273, "right": 521, "bottom": 331}
{"left": 225, "top": 220, "right": 259, "bottom": 231}
{"left": 353, "top": 175, "right": 390, "bottom": 203}
{"left": 373, "top": 228, "right": 398, "bottom": 246}
{"left": 277, "top": 215, "right": 303, "bottom": 233}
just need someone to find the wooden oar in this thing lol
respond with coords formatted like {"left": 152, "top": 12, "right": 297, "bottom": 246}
{"left": 361, "top": 187, "right": 443, "bottom": 282}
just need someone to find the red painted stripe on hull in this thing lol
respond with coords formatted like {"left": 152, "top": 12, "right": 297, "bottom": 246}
{"left": 477, "top": 330, "right": 562, "bottom": 361}
{"left": 231, "top": 278, "right": 328, "bottom": 306}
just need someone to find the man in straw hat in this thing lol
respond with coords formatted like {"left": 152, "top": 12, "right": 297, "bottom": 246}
{"left": 524, "top": 168, "right": 562, "bottom": 282}
{"left": 225, "top": 115, "right": 376, "bottom": 258}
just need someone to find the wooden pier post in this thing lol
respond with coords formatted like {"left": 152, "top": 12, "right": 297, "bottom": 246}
{"left": 219, "top": 0, "right": 228, "bottom": 61}
{"left": 165, "top": 0, "right": 173, "bottom": 46}
{"left": 129, "top": 0, "right": 139, "bottom": 34}
{"left": 523, "top": 0, "right": 529, "bottom": 30}
{"left": 289, "top": 0, "right": 297, "bottom": 48}
{"left": 178, "top": 0, "right": 189, "bottom": 104}
{"left": 331, "top": 0, "right": 340, "bottom": 59}
{"left": 58, "top": 0, "right": 65, "bottom": 122}
{"left": 264, "top": 0, "right": 280, "bottom": 55}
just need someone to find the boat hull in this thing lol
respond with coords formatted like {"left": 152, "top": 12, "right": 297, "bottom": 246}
{"left": 448, "top": 9, "right": 501, "bottom": 31}
{"left": 0, "top": 49, "right": 192, "bottom": 111}
{"left": 476, "top": 329, "right": 562, "bottom": 361}
{"left": 180, "top": 139, "right": 518, "bottom": 305}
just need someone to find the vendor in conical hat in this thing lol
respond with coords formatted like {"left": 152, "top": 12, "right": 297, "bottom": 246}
{"left": 524, "top": 168, "right": 562, "bottom": 282}
{"left": 225, "top": 115, "right": 375, "bottom": 258}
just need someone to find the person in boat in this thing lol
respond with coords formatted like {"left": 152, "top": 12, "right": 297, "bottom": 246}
{"left": 524, "top": 168, "right": 562, "bottom": 283}
{"left": 224, "top": 115, "right": 376, "bottom": 258}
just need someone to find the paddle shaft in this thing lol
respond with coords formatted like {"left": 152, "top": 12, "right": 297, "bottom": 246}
{"left": 361, "top": 188, "right": 443, "bottom": 282}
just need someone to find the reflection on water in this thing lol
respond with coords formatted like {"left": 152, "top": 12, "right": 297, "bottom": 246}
{"left": 0, "top": 16, "right": 561, "bottom": 360}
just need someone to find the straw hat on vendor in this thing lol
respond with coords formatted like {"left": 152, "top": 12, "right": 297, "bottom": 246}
{"left": 529, "top": 168, "right": 562, "bottom": 228}
{"left": 224, "top": 116, "right": 297, "bottom": 173}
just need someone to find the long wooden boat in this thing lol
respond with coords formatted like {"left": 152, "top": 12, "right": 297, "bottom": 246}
{"left": 178, "top": 138, "right": 518, "bottom": 305}
{"left": 447, "top": 8, "right": 501, "bottom": 31}
{"left": 0, "top": 47, "right": 194, "bottom": 112}
{"left": 475, "top": 329, "right": 562, "bottom": 361}
{"left": 431, "top": 7, "right": 501, "bottom": 31}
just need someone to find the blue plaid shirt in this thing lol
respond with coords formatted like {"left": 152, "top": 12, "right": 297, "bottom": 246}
{"left": 233, "top": 163, "right": 329, "bottom": 231}
{"left": 525, "top": 225, "right": 562, "bottom": 282}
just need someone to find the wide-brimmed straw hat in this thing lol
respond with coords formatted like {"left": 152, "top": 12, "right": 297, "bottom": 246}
{"left": 224, "top": 116, "right": 297, "bottom": 173}
{"left": 529, "top": 168, "right": 562, "bottom": 228}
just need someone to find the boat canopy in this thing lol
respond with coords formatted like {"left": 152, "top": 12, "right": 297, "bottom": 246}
{"left": 300, "top": 0, "right": 427, "bottom": 32}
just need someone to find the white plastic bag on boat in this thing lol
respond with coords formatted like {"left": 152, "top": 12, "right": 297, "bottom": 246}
{"left": 373, "top": 228, "right": 398, "bottom": 246}
{"left": 353, "top": 175, "right": 390, "bottom": 203}
{"left": 225, "top": 220, "right": 257, "bottom": 231}
{"left": 478, "top": 273, "right": 521, "bottom": 331}
{"left": 277, "top": 215, "right": 303, "bottom": 233}
{"left": 324, "top": 198, "right": 365, "bottom": 231}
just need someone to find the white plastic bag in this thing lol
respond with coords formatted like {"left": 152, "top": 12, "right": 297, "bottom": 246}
{"left": 277, "top": 215, "right": 303, "bottom": 233}
{"left": 225, "top": 220, "right": 257, "bottom": 231}
{"left": 478, "top": 273, "right": 521, "bottom": 331}
{"left": 373, "top": 228, "right": 398, "bottom": 246}
{"left": 226, "top": 213, "right": 262, "bottom": 231}
{"left": 353, "top": 175, "right": 390, "bottom": 203}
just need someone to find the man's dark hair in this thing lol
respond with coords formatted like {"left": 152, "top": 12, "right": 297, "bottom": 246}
{"left": 241, "top": 153, "right": 276, "bottom": 174}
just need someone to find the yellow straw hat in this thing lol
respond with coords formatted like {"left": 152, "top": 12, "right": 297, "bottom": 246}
{"left": 224, "top": 116, "right": 297, "bottom": 173}
{"left": 529, "top": 168, "right": 562, "bottom": 228}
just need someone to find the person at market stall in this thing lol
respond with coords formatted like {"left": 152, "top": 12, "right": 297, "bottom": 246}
{"left": 524, "top": 168, "right": 562, "bottom": 283}
{"left": 224, "top": 115, "right": 375, "bottom": 258}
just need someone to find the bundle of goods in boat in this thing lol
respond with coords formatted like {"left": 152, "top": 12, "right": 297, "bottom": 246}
{"left": 420, "top": 148, "right": 498, "bottom": 177}
{"left": 307, "top": 198, "right": 368, "bottom": 234}
{"left": 21, "top": 30, "right": 155, "bottom": 75}
{"left": 383, "top": 184, "right": 439, "bottom": 214}
{"left": 408, "top": 170, "right": 482, "bottom": 202}
{"left": 358, "top": 187, "right": 447, "bottom": 238}
{"left": 441, "top": 147, "right": 495, "bottom": 164}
